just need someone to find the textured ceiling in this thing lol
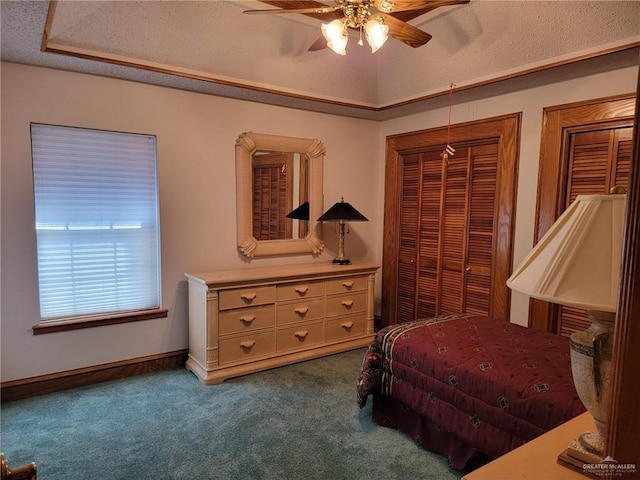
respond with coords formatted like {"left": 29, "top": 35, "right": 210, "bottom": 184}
{"left": 2, "top": 1, "right": 639, "bottom": 120}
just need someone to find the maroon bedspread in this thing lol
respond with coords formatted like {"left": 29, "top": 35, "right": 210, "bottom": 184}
{"left": 357, "top": 314, "right": 586, "bottom": 467}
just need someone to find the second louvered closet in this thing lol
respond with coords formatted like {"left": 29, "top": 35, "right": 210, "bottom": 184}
{"left": 556, "top": 126, "right": 633, "bottom": 336}
{"left": 530, "top": 94, "right": 635, "bottom": 335}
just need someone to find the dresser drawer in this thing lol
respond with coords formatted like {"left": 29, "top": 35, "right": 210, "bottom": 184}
{"left": 219, "top": 304, "right": 275, "bottom": 336}
{"left": 326, "top": 292, "right": 367, "bottom": 317}
{"left": 276, "top": 298, "right": 324, "bottom": 325}
{"left": 326, "top": 314, "right": 366, "bottom": 342}
{"left": 277, "top": 321, "right": 324, "bottom": 352}
{"left": 277, "top": 279, "right": 325, "bottom": 302}
{"left": 218, "top": 331, "right": 275, "bottom": 364}
{"left": 219, "top": 285, "right": 276, "bottom": 310}
{"left": 325, "top": 275, "right": 367, "bottom": 295}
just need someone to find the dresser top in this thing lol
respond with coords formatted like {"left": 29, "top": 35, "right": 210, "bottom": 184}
{"left": 185, "top": 262, "right": 380, "bottom": 288}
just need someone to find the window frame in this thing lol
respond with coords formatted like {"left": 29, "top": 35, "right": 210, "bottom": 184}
{"left": 30, "top": 123, "right": 165, "bottom": 334}
{"left": 32, "top": 308, "right": 168, "bottom": 335}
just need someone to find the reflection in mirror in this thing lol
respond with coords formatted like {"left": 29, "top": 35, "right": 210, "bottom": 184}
{"left": 286, "top": 199, "right": 310, "bottom": 240}
{"left": 251, "top": 151, "right": 309, "bottom": 240}
{"left": 236, "top": 132, "right": 324, "bottom": 258}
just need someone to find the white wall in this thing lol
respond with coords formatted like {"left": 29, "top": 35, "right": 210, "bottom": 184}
{"left": 380, "top": 65, "right": 638, "bottom": 326}
{"left": 0, "top": 62, "right": 381, "bottom": 381}
{"left": 1, "top": 61, "right": 637, "bottom": 382}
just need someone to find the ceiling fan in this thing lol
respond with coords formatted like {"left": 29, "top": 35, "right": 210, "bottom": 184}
{"left": 243, "top": 0, "right": 470, "bottom": 55}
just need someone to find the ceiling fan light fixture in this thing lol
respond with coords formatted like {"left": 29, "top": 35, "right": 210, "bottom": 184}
{"left": 364, "top": 17, "right": 389, "bottom": 53}
{"left": 243, "top": 0, "right": 461, "bottom": 54}
{"left": 322, "top": 19, "right": 348, "bottom": 55}
{"left": 377, "top": 0, "right": 395, "bottom": 13}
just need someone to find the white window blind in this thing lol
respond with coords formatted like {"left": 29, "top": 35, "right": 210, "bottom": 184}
{"left": 30, "top": 123, "right": 161, "bottom": 321}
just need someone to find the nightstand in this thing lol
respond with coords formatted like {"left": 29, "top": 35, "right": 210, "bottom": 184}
{"left": 463, "top": 413, "right": 594, "bottom": 480}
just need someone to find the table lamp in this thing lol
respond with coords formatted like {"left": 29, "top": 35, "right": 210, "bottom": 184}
{"left": 317, "top": 197, "right": 368, "bottom": 265}
{"left": 507, "top": 192, "right": 626, "bottom": 467}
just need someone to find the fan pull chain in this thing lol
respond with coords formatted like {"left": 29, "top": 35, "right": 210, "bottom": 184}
{"left": 358, "top": 26, "right": 364, "bottom": 46}
{"left": 442, "top": 83, "right": 456, "bottom": 163}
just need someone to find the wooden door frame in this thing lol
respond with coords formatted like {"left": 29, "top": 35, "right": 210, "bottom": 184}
{"left": 529, "top": 94, "right": 636, "bottom": 333}
{"left": 382, "top": 113, "right": 521, "bottom": 327}
{"left": 607, "top": 73, "right": 640, "bottom": 474}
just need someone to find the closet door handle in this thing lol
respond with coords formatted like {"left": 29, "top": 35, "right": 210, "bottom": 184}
{"left": 239, "top": 315, "right": 255, "bottom": 324}
{"left": 240, "top": 293, "right": 257, "bottom": 302}
{"left": 341, "top": 322, "right": 354, "bottom": 329}
{"left": 465, "top": 266, "right": 472, "bottom": 272}
{"left": 240, "top": 340, "right": 256, "bottom": 349}
{"left": 295, "top": 287, "right": 309, "bottom": 295}
{"left": 294, "top": 330, "right": 309, "bottom": 339}
{"left": 294, "top": 307, "right": 309, "bottom": 315}
{"left": 341, "top": 300, "right": 354, "bottom": 308}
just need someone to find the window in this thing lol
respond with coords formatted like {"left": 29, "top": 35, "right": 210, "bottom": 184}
{"left": 30, "top": 124, "right": 162, "bottom": 329}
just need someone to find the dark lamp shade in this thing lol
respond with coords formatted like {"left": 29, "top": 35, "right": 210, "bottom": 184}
{"left": 286, "top": 201, "right": 310, "bottom": 221}
{"left": 317, "top": 201, "right": 368, "bottom": 222}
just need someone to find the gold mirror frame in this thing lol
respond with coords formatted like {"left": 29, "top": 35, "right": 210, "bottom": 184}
{"left": 236, "top": 132, "right": 324, "bottom": 257}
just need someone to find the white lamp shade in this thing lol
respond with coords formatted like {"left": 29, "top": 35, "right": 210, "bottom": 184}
{"left": 364, "top": 17, "right": 389, "bottom": 53}
{"left": 321, "top": 19, "right": 348, "bottom": 55}
{"left": 507, "top": 194, "right": 626, "bottom": 312}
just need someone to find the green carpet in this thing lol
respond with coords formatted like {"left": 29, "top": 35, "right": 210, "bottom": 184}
{"left": 1, "top": 349, "right": 463, "bottom": 480}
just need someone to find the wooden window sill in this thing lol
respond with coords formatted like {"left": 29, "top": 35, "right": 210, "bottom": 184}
{"left": 32, "top": 308, "right": 168, "bottom": 335}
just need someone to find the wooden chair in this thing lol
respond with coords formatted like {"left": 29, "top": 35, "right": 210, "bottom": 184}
{"left": 0, "top": 454, "right": 37, "bottom": 480}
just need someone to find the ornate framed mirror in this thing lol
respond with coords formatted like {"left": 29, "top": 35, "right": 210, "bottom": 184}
{"left": 236, "top": 132, "right": 324, "bottom": 257}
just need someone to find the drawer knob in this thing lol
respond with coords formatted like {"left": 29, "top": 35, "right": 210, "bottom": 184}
{"left": 294, "top": 330, "right": 309, "bottom": 339}
{"left": 240, "top": 340, "right": 256, "bottom": 349}
{"left": 239, "top": 315, "right": 255, "bottom": 324}
{"left": 342, "top": 281, "right": 355, "bottom": 289}
{"left": 294, "top": 307, "right": 309, "bottom": 315}
{"left": 341, "top": 322, "right": 354, "bottom": 330}
{"left": 240, "top": 293, "right": 257, "bottom": 302}
{"left": 341, "top": 300, "right": 354, "bottom": 308}
{"left": 295, "top": 287, "right": 309, "bottom": 295}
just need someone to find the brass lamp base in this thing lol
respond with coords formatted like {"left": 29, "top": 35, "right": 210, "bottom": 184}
{"left": 332, "top": 258, "right": 351, "bottom": 265}
{"left": 332, "top": 221, "right": 351, "bottom": 265}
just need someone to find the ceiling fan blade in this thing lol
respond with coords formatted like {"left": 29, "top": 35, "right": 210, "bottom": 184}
{"left": 243, "top": 6, "right": 340, "bottom": 15}
{"left": 377, "top": 13, "right": 432, "bottom": 48}
{"left": 308, "top": 36, "right": 328, "bottom": 51}
{"left": 374, "top": 0, "right": 469, "bottom": 13}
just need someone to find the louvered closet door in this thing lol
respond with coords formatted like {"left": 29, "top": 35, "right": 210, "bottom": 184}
{"left": 397, "top": 153, "right": 422, "bottom": 322}
{"left": 465, "top": 144, "right": 499, "bottom": 315}
{"left": 396, "top": 143, "right": 499, "bottom": 323}
{"left": 558, "top": 126, "right": 632, "bottom": 336}
{"left": 416, "top": 150, "right": 445, "bottom": 319}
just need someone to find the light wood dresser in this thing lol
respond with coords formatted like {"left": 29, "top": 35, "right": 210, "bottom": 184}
{"left": 185, "top": 262, "right": 379, "bottom": 384}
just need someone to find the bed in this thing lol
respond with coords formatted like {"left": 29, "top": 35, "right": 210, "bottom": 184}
{"left": 356, "top": 313, "right": 586, "bottom": 470}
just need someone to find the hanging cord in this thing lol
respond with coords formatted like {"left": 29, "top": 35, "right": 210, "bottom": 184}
{"left": 442, "top": 83, "right": 456, "bottom": 161}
